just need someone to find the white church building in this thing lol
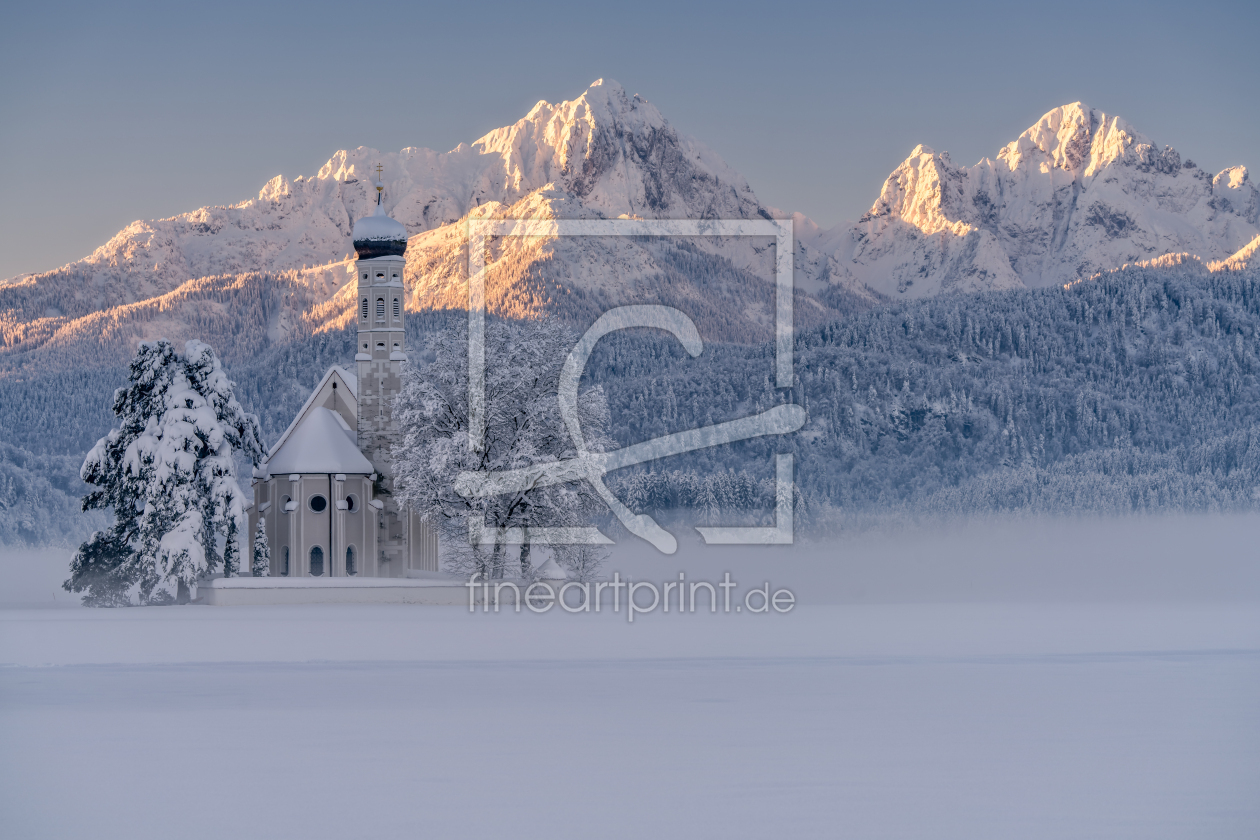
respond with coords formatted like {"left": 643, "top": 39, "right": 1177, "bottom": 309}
{"left": 247, "top": 175, "right": 438, "bottom": 578}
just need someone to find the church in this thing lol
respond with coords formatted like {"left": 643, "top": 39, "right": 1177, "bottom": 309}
{"left": 247, "top": 174, "right": 439, "bottom": 578}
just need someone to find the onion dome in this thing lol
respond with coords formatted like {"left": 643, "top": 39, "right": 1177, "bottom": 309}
{"left": 352, "top": 175, "right": 408, "bottom": 259}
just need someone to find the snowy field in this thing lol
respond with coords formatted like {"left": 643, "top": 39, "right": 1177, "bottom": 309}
{"left": 2, "top": 515, "right": 1259, "bottom": 839}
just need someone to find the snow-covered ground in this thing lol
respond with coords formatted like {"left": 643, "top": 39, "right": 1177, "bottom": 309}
{"left": 3, "top": 515, "right": 1259, "bottom": 839}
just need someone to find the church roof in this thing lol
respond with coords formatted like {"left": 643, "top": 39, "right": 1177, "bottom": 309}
{"left": 265, "top": 365, "right": 358, "bottom": 465}
{"left": 352, "top": 191, "right": 408, "bottom": 260}
{"left": 332, "top": 364, "right": 357, "bottom": 394}
{"left": 265, "top": 407, "right": 374, "bottom": 475}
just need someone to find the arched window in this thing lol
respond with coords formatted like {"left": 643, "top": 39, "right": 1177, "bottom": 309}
{"left": 309, "top": 495, "right": 327, "bottom": 513}
{"left": 345, "top": 495, "right": 358, "bottom": 513}
{"left": 360, "top": 298, "right": 368, "bottom": 320}
{"left": 346, "top": 545, "right": 357, "bottom": 576}
{"left": 392, "top": 298, "right": 400, "bottom": 318}
{"left": 281, "top": 495, "right": 292, "bottom": 513}
{"left": 281, "top": 546, "right": 290, "bottom": 576}
{"left": 376, "top": 298, "right": 385, "bottom": 321}
{"left": 309, "top": 546, "right": 324, "bottom": 577}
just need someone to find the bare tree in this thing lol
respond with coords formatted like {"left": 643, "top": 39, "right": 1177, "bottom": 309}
{"left": 553, "top": 544, "right": 607, "bottom": 583}
{"left": 392, "top": 319, "right": 611, "bottom": 578}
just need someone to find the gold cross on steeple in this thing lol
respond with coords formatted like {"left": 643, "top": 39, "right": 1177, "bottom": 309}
{"left": 375, "top": 163, "right": 384, "bottom": 181}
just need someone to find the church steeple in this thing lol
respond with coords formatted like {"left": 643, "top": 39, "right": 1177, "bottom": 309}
{"left": 352, "top": 169, "right": 407, "bottom": 261}
{"left": 352, "top": 166, "right": 409, "bottom": 571}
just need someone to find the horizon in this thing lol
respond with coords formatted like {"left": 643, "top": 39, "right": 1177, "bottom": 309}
{"left": 1, "top": 0, "right": 1257, "bottom": 281}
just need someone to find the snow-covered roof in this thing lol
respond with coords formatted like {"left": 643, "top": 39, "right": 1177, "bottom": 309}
{"left": 265, "top": 407, "right": 373, "bottom": 475}
{"left": 266, "top": 365, "right": 358, "bottom": 462}
{"left": 352, "top": 204, "right": 408, "bottom": 259}
{"left": 534, "top": 557, "right": 569, "bottom": 581}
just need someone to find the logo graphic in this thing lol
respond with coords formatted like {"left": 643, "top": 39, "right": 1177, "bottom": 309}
{"left": 455, "top": 219, "right": 802, "bottom": 553}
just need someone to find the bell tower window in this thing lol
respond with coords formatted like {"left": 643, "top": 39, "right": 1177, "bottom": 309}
{"left": 360, "top": 299, "right": 368, "bottom": 320}
{"left": 376, "top": 298, "right": 385, "bottom": 321}
{"left": 393, "top": 298, "right": 400, "bottom": 318}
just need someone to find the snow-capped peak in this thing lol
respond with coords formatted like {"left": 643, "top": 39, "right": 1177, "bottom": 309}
{"left": 2, "top": 80, "right": 780, "bottom": 331}
{"left": 1001, "top": 102, "right": 1137, "bottom": 175}
{"left": 1216, "top": 165, "right": 1250, "bottom": 190}
{"left": 820, "top": 102, "right": 1259, "bottom": 297}
{"left": 511, "top": 78, "right": 662, "bottom": 134}
{"left": 467, "top": 78, "right": 759, "bottom": 220}
{"left": 257, "top": 174, "right": 293, "bottom": 203}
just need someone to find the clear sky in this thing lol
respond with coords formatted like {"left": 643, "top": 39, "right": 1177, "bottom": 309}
{"left": 1, "top": 0, "right": 1256, "bottom": 280}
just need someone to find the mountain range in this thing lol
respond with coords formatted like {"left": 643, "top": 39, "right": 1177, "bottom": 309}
{"left": 3, "top": 79, "right": 1257, "bottom": 372}
{"left": 806, "top": 103, "right": 1259, "bottom": 297}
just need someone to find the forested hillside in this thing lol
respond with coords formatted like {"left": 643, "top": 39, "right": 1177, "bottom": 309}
{"left": 4, "top": 261, "right": 1260, "bottom": 545}
{"left": 595, "top": 262, "right": 1260, "bottom": 525}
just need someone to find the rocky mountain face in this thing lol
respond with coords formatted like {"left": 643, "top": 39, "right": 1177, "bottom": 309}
{"left": 85, "top": 76, "right": 773, "bottom": 282}
{"left": 1, "top": 79, "right": 864, "bottom": 363}
{"left": 813, "top": 103, "right": 1260, "bottom": 297}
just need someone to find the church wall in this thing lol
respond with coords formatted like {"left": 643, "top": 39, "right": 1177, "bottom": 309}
{"left": 249, "top": 473, "right": 379, "bottom": 577}
{"left": 296, "top": 475, "right": 329, "bottom": 576}
{"left": 337, "top": 475, "right": 375, "bottom": 577}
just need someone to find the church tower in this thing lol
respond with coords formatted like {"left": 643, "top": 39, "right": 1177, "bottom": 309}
{"left": 352, "top": 169, "right": 410, "bottom": 570}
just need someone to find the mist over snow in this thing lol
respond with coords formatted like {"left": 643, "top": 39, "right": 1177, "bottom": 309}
{"left": 3, "top": 517, "right": 1258, "bottom": 839}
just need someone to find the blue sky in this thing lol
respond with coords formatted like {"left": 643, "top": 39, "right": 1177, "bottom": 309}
{"left": 1, "top": 0, "right": 1256, "bottom": 279}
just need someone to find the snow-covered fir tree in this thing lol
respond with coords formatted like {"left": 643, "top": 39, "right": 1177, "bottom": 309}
{"left": 62, "top": 528, "right": 133, "bottom": 607}
{"left": 252, "top": 518, "right": 271, "bottom": 577}
{"left": 222, "top": 515, "right": 240, "bottom": 578}
{"left": 392, "top": 319, "right": 612, "bottom": 579}
{"left": 65, "top": 340, "right": 264, "bottom": 605}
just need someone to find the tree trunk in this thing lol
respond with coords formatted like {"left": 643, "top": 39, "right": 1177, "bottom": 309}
{"left": 474, "top": 544, "right": 489, "bottom": 580}
{"left": 176, "top": 580, "right": 190, "bottom": 605}
{"left": 490, "top": 541, "right": 505, "bottom": 580}
{"left": 519, "top": 528, "right": 532, "bottom": 578}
